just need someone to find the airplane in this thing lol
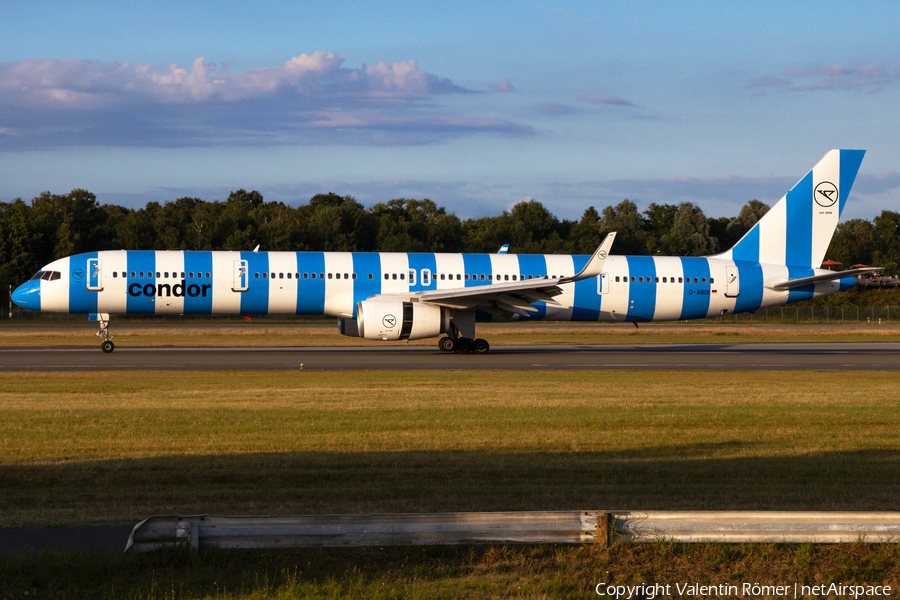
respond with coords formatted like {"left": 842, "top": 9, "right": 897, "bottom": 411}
{"left": 12, "top": 149, "right": 877, "bottom": 354}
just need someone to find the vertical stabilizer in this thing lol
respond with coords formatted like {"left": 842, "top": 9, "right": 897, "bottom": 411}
{"left": 716, "top": 149, "right": 865, "bottom": 268}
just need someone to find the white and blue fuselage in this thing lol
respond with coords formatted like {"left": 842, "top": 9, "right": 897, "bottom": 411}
{"left": 14, "top": 249, "right": 855, "bottom": 322}
{"left": 11, "top": 149, "right": 873, "bottom": 353}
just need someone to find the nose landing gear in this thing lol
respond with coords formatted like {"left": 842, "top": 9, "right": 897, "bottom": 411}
{"left": 94, "top": 313, "right": 115, "bottom": 353}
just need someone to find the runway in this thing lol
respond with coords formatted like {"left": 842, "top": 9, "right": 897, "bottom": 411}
{"left": 2, "top": 342, "right": 900, "bottom": 370}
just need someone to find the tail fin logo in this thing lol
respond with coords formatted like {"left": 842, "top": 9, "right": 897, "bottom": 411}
{"left": 815, "top": 181, "right": 838, "bottom": 207}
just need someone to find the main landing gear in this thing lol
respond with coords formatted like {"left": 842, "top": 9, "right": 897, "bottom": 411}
{"left": 96, "top": 314, "right": 115, "bottom": 353}
{"left": 438, "top": 336, "right": 490, "bottom": 354}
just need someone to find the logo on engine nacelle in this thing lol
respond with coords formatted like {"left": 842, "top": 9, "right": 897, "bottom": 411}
{"left": 382, "top": 314, "right": 397, "bottom": 328}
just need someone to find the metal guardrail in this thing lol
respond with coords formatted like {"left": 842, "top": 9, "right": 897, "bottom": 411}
{"left": 125, "top": 511, "right": 600, "bottom": 553}
{"left": 125, "top": 511, "right": 900, "bottom": 553}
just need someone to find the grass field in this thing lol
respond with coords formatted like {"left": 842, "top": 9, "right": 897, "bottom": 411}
{"left": 2, "top": 368, "right": 899, "bottom": 598}
{"left": 3, "top": 322, "right": 900, "bottom": 348}
{"left": 2, "top": 370, "right": 899, "bottom": 527}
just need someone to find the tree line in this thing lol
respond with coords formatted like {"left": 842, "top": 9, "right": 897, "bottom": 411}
{"left": 2, "top": 189, "right": 899, "bottom": 295}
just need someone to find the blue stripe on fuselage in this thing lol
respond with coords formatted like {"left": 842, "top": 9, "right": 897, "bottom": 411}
{"left": 408, "top": 253, "right": 437, "bottom": 292}
{"left": 571, "top": 254, "right": 600, "bottom": 321}
{"left": 126, "top": 251, "right": 156, "bottom": 314}
{"left": 352, "top": 252, "right": 381, "bottom": 317}
{"left": 296, "top": 252, "right": 326, "bottom": 315}
{"left": 732, "top": 261, "right": 764, "bottom": 314}
{"left": 679, "top": 257, "right": 711, "bottom": 320}
{"left": 68, "top": 252, "right": 99, "bottom": 313}
{"left": 461, "top": 254, "right": 492, "bottom": 287}
{"left": 625, "top": 256, "right": 656, "bottom": 322}
{"left": 787, "top": 265, "right": 816, "bottom": 303}
{"left": 515, "top": 254, "right": 548, "bottom": 320}
{"left": 183, "top": 251, "right": 213, "bottom": 314}
{"left": 241, "top": 251, "right": 269, "bottom": 314}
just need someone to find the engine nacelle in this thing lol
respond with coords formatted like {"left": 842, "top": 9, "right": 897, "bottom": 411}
{"left": 356, "top": 300, "right": 449, "bottom": 341}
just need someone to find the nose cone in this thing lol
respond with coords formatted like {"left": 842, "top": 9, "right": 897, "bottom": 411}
{"left": 11, "top": 281, "right": 41, "bottom": 310}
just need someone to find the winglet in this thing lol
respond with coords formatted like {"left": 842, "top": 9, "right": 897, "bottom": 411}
{"left": 568, "top": 232, "right": 616, "bottom": 281}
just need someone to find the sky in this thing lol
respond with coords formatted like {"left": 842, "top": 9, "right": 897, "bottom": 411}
{"left": 2, "top": 1, "right": 899, "bottom": 222}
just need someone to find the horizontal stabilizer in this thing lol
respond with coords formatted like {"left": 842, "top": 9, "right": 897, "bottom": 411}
{"left": 764, "top": 267, "right": 880, "bottom": 291}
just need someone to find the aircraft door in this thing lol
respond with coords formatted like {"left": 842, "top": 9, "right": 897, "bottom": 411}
{"left": 725, "top": 266, "right": 739, "bottom": 297}
{"left": 422, "top": 269, "right": 431, "bottom": 286}
{"left": 87, "top": 258, "right": 103, "bottom": 291}
{"left": 598, "top": 272, "right": 609, "bottom": 294}
{"left": 233, "top": 260, "right": 249, "bottom": 292}
{"left": 408, "top": 268, "right": 417, "bottom": 286}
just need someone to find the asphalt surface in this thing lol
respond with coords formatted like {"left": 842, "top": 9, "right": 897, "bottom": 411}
{"left": 2, "top": 342, "right": 900, "bottom": 371}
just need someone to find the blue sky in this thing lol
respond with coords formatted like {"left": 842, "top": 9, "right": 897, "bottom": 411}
{"left": 2, "top": 1, "right": 899, "bottom": 221}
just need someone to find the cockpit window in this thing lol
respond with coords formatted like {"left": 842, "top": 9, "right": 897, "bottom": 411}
{"left": 30, "top": 270, "right": 61, "bottom": 281}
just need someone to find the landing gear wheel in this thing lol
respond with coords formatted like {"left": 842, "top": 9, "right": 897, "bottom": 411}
{"left": 101, "top": 340, "right": 115, "bottom": 353}
{"left": 472, "top": 338, "right": 490, "bottom": 354}
{"left": 438, "top": 337, "right": 455, "bottom": 352}
{"left": 453, "top": 338, "right": 471, "bottom": 354}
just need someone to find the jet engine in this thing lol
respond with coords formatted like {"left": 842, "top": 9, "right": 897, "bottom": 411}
{"left": 356, "top": 299, "right": 449, "bottom": 341}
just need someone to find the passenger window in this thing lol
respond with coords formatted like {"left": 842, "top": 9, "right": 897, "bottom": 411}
{"left": 205, "top": 272, "right": 210, "bottom": 278}
{"left": 480, "top": 274, "right": 485, "bottom": 281}
{"left": 113, "top": 272, "right": 118, "bottom": 278}
{"left": 328, "top": 273, "right": 332, "bottom": 279}
{"left": 655, "top": 277, "right": 659, "bottom": 283}
{"left": 254, "top": 273, "right": 259, "bottom": 279}
{"left": 311, "top": 273, "right": 317, "bottom": 279}
{"left": 488, "top": 274, "right": 493, "bottom": 281}
{"left": 710, "top": 278, "right": 715, "bottom": 284}
{"left": 344, "top": 273, "right": 349, "bottom": 279}
{"left": 631, "top": 276, "right": 635, "bottom": 282}
{"left": 353, "top": 273, "right": 357, "bottom": 280}
{"left": 304, "top": 273, "right": 309, "bottom": 279}
{"left": 368, "top": 273, "right": 373, "bottom": 280}
{"left": 131, "top": 272, "right": 136, "bottom": 278}
{"left": 457, "top": 274, "right": 461, "bottom": 280}
{"left": 287, "top": 273, "right": 292, "bottom": 279}
{"left": 662, "top": 277, "right": 667, "bottom": 283}
{"left": 400, "top": 273, "right": 405, "bottom": 280}
{"left": 384, "top": 273, "right": 389, "bottom": 280}
{"left": 440, "top": 274, "right": 445, "bottom": 280}
{"left": 181, "top": 272, "right": 185, "bottom": 278}
{"left": 139, "top": 272, "right": 145, "bottom": 278}
{"left": 392, "top": 274, "right": 397, "bottom": 280}
{"left": 263, "top": 273, "right": 268, "bottom": 279}
{"left": 702, "top": 277, "right": 706, "bottom": 283}
{"left": 694, "top": 277, "right": 699, "bottom": 284}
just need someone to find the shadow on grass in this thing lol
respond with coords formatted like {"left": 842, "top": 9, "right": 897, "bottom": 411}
{"left": 2, "top": 443, "right": 899, "bottom": 527}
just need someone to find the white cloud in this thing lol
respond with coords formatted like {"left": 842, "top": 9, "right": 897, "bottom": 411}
{"left": 0, "top": 52, "right": 531, "bottom": 149}
{"left": 748, "top": 63, "right": 899, "bottom": 94}
{"left": 582, "top": 92, "right": 636, "bottom": 107}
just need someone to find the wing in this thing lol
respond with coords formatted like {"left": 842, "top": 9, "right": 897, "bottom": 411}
{"left": 365, "top": 232, "right": 616, "bottom": 318}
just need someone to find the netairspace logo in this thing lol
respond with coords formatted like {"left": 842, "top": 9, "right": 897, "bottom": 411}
{"left": 594, "top": 581, "right": 892, "bottom": 598}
